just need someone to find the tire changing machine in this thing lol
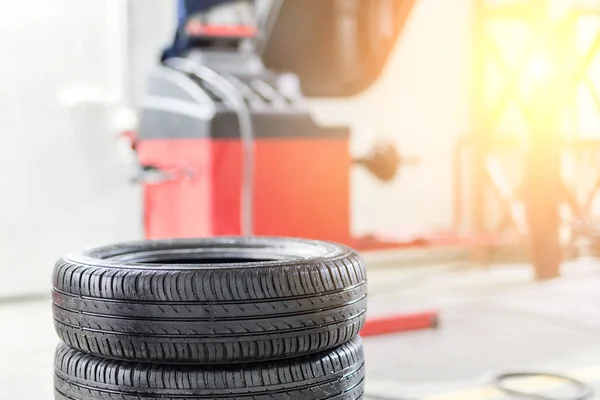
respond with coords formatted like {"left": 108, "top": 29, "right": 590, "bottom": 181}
{"left": 135, "top": 1, "right": 439, "bottom": 335}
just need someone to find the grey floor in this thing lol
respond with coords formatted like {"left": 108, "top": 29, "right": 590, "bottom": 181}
{"left": 2, "top": 257, "right": 600, "bottom": 399}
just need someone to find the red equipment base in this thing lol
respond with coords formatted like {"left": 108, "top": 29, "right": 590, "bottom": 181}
{"left": 138, "top": 137, "right": 351, "bottom": 242}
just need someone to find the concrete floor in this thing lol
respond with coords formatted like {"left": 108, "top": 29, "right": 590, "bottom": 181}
{"left": 2, "top": 258, "right": 600, "bottom": 399}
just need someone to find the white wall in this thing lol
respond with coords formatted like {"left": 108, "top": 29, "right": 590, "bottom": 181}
{"left": 128, "top": 0, "right": 178, "bottom": 106}
{"left": 0, "top": 1, "right": 143, "bottom": 297}
{"left": 309, "top": 0, "right": 472, "bottom": 237}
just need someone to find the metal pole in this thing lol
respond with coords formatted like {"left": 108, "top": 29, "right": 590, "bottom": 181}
{"left": 470, "top": 0, "right": 490, "bottom": 263}
{"left": 252, "top": 0, "right": 283, "bottom": 54}
{"left": 524, "top": 3, "right": 563, "bottom": 280}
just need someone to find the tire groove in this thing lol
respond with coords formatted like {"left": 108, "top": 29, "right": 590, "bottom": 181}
{"left": 53, "top": 294, "right": 366, "bottom": 322}
{"left": 51, "top": 281, "right": 366, "bottom": 305}
{"left": 54, "top": 310, "right": 366, "bottom": 338}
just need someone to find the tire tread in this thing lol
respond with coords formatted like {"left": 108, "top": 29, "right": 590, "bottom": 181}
{"left": 54, "top": 338, "right": 365, "bottom": 400}
{"left": 52, "top": 239, "right": 366, "bottom": 364}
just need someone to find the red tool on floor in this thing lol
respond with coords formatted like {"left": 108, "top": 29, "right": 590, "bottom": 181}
{"left": 361, "top": 310, "right": 439, "bottom": 337}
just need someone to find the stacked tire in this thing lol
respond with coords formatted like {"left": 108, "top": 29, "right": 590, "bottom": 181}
{"left": 52, "top": 237, "right": 367, "bottom": 399}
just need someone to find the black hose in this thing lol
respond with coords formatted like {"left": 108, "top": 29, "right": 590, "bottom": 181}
{"left": 495, "top": 372, "right": 594, "bottom": 400}
{"left": 365, "top": 372, "right": 594, "bottom": 400}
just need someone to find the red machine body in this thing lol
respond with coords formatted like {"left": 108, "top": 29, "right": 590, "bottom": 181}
{"left": 138, "top": 137, "right": 351, "bottom": 242}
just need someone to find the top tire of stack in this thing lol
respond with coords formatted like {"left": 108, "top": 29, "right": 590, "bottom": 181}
{"left": 52, "top": 237, "right": 367, "bottom": 364}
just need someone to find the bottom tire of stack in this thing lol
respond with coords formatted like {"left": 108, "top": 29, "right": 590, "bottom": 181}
{"left": 54, "top": 337, "right": 365, "bottom": 400}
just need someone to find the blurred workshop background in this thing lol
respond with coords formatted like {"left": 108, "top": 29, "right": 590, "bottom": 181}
{"left": 0, "top": 0, "right": 471, "bottom": 298}
{"left": 2, "top": 0, "right": 600, "bottom": 399}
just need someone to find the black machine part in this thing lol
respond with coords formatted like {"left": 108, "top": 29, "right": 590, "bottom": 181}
{"left": 54, "top": 337, "right": 365, "bottom": 400}
{"left": 263, "top": 0, "right": 417, "bottom": 97}
{"left": 495, "top": 372, "right": 594, "bottom": 400}
{"left": 362, "top": 372, "right": 594, "bottom": 400}
{"left": 173, "top": 0, "right": 417, "bottom": 97}
{"left": 355, "top": 141, "right": 420, "bottom": 182}
{"left": 143, "top": 53, "right": 351, "bottom": 141}
{"left": 52, "top": 237, "right": 367, "bottom": 364}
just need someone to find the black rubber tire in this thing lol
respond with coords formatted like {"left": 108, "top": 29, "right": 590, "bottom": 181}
{"left": 52, "top": 237, "right": 366, "bottom": 364}
{"left": 54, "top": 337, "right": 365, "bottom": 400}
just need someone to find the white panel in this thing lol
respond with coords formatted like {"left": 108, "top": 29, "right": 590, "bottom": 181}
{"left": 308, "top": 0, "right": 472, "bottom": 237}
{"left": 0, "top": 0, "right": 141, "bottom": 297}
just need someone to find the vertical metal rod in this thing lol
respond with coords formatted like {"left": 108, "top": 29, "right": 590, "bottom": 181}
{"left": 471, "top": 0, "right": 486, "bottom": 233}
{"left": 253, "top": 0, "right": 283, "bottom": 55}
{"left": 469, "top": 0, "right": 490, "bottom": 263}
{"left": 452, "top": 137, "right": 465, "bottom": 231}
{"left": 524, "top": 0, "right": 562, "bottom": 280}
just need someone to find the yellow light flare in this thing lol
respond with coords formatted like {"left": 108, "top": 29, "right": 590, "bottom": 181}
{"left": 479, "top": 10, "right": 600, "bottom": 138}
{"left": 526, "top": 52, "right": 554, "bottom": 82}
